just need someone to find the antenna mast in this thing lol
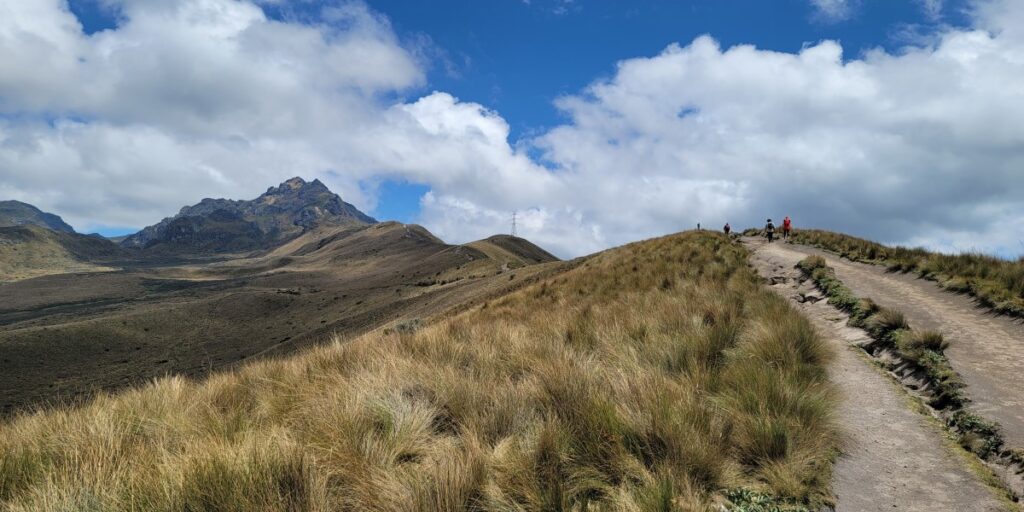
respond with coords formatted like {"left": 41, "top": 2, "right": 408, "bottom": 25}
{"left": 511, "top": 211, "right": 517, "bottom": 238}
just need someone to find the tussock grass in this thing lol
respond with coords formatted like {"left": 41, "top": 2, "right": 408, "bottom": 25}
{"left": 792, "top": 229, "right": 1024, "bottom": 318}
{"left": 0, "top": 233, "right": 838, "bottom": 511}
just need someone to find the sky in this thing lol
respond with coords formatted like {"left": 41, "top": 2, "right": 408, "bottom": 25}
{"left": 1, "top": 0, "right": 1022, "bottom": 258}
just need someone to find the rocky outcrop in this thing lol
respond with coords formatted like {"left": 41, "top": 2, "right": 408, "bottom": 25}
{"left": 121, "top": 177, "right": 376, "bottom": 253}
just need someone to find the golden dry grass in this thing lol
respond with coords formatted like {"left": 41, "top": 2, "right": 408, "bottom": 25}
{"left": 0, "top": 232, "right": 837, "bottom": 511}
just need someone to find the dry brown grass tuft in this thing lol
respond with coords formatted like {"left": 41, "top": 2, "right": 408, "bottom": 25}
{"left": 0, "top": 232, "right": 838, "bottom": 510}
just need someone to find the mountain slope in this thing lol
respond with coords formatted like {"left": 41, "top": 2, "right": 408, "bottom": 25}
{"left": 0, "top": 200, "right": 75, "bottom": 233}
{"left": 0, "top": 221, "right": 561, "bottom": 418}
{"left": 467, "top": 234, "right": 559, "bottom": 266}
{"left": 121, "top": 177, "right": 376, "bottom": 253}
{"left": 0, "top": 225, "right": 124, "bottom": 282}
{"left": 0, "top": 232, "right": 838, "bottom": 511}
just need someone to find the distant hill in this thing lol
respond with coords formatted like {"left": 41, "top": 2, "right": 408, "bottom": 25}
{"left": 468, "top": 235, "right": 559, "bottom": 266}
{"left": 0, "top": 224, "right": 125, "bottom": 282}
{"left": 0, "top": 200, "right": 76, "bottom": 233}
{"left": 0, "top": 219, "right": 563, "bottom": 417}
{"left": 121, "top": 177, "right": 376, "bottom": 253}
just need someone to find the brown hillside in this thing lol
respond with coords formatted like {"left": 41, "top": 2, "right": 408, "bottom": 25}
{"left": 0, "top": 222, "right": 563, "bottom": 417}
{"left": 467, "top": 234, "right": 559, "bottom": 267}
{"left": 0, "top": 225, "right": 124, "bottom": 282}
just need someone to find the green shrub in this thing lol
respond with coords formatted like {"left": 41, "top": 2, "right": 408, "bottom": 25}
{"left": 950, "top": 411, "right": 1003, "bottom": 458}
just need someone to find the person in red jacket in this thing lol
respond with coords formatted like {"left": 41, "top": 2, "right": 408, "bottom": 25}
{"left": 782, "top": 216, "right": 792, "bottom": 239}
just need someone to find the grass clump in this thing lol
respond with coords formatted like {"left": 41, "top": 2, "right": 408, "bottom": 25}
{"left": 894, "top": 329, "right": 948, "bottom": 356}
{"left": 792, "top": 229, "right": 1024, "bottom": 318}
{"left": 0, "top": 232, "right": 839, "bottom": 511}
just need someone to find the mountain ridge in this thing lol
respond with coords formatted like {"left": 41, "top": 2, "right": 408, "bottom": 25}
{"left": 0, "top": 224, "right": 125, "bottom": 282}
{"left": 0, "top": 200, "right": 76, "bottom": 233}
{"left": 121, "top": 177, "right": 376, "bottom": 253}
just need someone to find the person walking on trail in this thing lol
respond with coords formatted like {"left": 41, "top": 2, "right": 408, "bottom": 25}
{"left": 782, "top": 216, "right": 792, "bottom": 239}
{"left": 723, "top": 223, "right": 731, "bottom": 235}
{"left": 764, "top": 218, "right": 776, "bottom": 243}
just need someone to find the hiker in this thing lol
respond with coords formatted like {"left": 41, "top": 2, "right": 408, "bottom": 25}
{"left": 782, "top": 216, "right": 792, "bottom": 239}
{"left": 764, "top": 218, "right": 776, "bottom": 243}
{"left": 697, "top": 223, "right": 702, "bottom": 231}
{"left": 723, "top": 223, "right": 731, "bottom": 235}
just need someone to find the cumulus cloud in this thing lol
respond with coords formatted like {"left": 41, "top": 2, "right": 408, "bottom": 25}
{"left": 0, "top": 0, "right": 423, "bottom": 223}
{"left": 1, "top": 0, "right": 1023, "bottom": 258}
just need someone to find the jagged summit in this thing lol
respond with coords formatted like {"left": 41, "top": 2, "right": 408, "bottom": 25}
{"left": 121, "top": 177, "right": 376, "bottom": 253}
{"left": 267, "top": 176, "right": 328, "bottom": 194}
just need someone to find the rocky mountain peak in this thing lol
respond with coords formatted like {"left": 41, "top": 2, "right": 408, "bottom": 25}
{"left": 121, "top": 177, "right": 376, "bottom": 253}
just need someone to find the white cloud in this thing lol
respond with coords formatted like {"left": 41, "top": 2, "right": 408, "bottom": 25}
{"left": 809, "top": 0, "right": 856, "bottom": 22}
{"left": 1, "top": 0, "right": 1024, "bottom": 258}
{"left": 0, "top": 0, "right": 424, "bottom": 224}
{"left": 917, "top": 0, "right": 944, "bottom": 21}
{"left": 522, "top": 2, "right": 1024, "bottom": 257}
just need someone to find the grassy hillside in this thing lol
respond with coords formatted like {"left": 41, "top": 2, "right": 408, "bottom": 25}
{"left": 467, "top": 235, "right": 559, "bottom": 267}
{"left": 0, "top": 225, "right": 121, "bottom": 282}
{"left": 0, "top": 232, "right": 837, "bottom": 511}
{"left": 0, "top": 200, "right": 75, "bottom": 233}
{"left": 0, "top": 222, "right": 559, "bottom": 417}
{"left": 791, "top": 230, "right": 1024, "bottom": 317}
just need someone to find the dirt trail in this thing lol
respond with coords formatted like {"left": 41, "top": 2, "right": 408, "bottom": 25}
{"left": 748, "top": 239, "right": 1010, "bottom": 512}
{"left": 763, "top": 240, "right": 1024, "bottom": 452}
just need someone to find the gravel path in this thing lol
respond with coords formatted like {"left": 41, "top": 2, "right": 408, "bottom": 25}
{"left": 767, "top": 241, "right": 1024, "bottom": 452}
{"left": 749, "top": 239, "right": 1011, "bottom": 512}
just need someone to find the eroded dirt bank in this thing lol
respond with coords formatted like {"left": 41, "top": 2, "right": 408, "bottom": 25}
{"left": 748, "top": 239, "right": 1011, "bottom": 512}
{"left": 765, "top": 240, "right": 1024, "bottom": 452}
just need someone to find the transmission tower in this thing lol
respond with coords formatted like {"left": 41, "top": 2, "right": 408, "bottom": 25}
{"left": 511, "top": 211, "right": 517, "bottom": 238}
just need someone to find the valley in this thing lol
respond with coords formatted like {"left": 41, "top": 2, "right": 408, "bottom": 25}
{"left": 0, "top": 179, "right": 561, "bottom": 417}
{"left": 0, "top": 221, "right": 561, "bottom": 417}
{"left": 4, "top": 179, "right": 1021, "bottom": 510}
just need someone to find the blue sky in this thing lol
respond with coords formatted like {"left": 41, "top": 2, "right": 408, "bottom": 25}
{"left": 6, "top": 0, "right": 1023, "bottom": 258}
{"left": 70, "top": 0, "right": 972, "bottom": 134}
{"left": 338, "top": 0, "right": 963, "bottom": 225}
{"left": 359, "top": 0, "right": 969, "bottom": 227}
{"left": 65, "top": 0, "right": 973, "bottom": 230}
{"left": 366, "top": 0, "right": 971, "bottom": 134}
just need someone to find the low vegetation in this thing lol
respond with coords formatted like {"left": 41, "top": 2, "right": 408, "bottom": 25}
{"left": 0, "top": 225, "right": 119, "bottom": 282}
{"left": 797, "top": 255, "right": 1007, "bottom": 460}
{"left": 791, "top": 229, "right": 1024, "bottom": 317}
{"left": 0, "top": 232, "right": 838, "bottom": 511}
